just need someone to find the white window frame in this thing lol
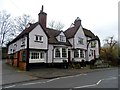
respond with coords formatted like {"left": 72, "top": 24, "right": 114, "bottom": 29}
{"left": 54, "top": 47, "right": 68, "bottom": 58}
{"left": 55, "top": 48, "right": 61, "bottom": 58}
{"left": 60, "top": 35, "right": 66, "bottom": 42}
{"left": 74, "top": 49, "right": 79, "bottom": 58}
{"left": 80, "top": 49, "right": 84, "bottom": 58}
{"left": 30, "top": 51, "right": 45, "bottom": 60}
{"left": 21, "top": 38, "right": 25, "bottom": 47}
{"left": 35, "top": 35, "right": 43, "bottom": 42}
{"left": 91, "top": 41, "right": 96, "bottom": 48}
{"left": 62, "top": 48, "right": 67, "bottom": 58}
{"left": 74, "top": 49, "right": 84, "bottom": 58}
{"left": 78, "top": 37, "right": 84, "bottom": 44}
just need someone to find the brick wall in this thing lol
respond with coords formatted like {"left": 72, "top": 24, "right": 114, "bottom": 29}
{"left": 7, "top": 49, "right": 27, "bottom": 71}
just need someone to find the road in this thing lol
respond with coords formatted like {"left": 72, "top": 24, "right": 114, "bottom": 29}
{"left": 2, "top": 68, "right": 119, "bottom": 89}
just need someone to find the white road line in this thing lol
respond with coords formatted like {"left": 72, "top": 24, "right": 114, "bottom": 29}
{"left": 74, "top": 74, "right": 87, "bottom": 77}
{"left": 21, "top": 74, "right": 88, "bottom": 87}
{"left": 45, "top": 74, "right": 87, "bottom": 83}
{"left": 103, "top": 77, "right": 117, "bottom": 81}
{"left": 96, "top": 80, "right": 102, "bottom": 85}
{"left": 46, "top": 78, "right": 60, "bottom": 82}
{"left": 22, "top": 82, "right": 38, "bottom": 85}
{"left": 22, "top": 81, "right": 45, "bottom": 86}
{"left": 74, "top": 76, "right": 117, "bottom": 88}
{"left": 74, "top": 84, "right": 97, "bottom": 88}
{"left": 60, "top": 74, "right": 87, "bottom": 79}
{"left": 4, "top": 85, "right": 16, "bottom": 88}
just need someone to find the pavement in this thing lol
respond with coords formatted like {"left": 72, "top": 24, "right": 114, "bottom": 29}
{"left": 1, "top": 60, "right": 116, "bottom": 87}
{"left": 2, "top": 60, "right": 38, "bottom": 86}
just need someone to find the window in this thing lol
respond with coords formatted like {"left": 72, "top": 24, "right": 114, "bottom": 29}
{"left": 74, "top": 50, "right": 79, "bottom": 58}
{"left": 74, "top": 49, "right": 84, "bottom": 58}
{"left": 35, "top": 35, "right": 43, "bottom": 42}
{"left": 22, "top": 51, "right": 26, "bottom": 62}
{"left": 91, "top": 50, "right": 94, "bottom": 56}
{"left": 30, "top": 52, "right": 45, "bottom": 59}
{"left": 31, "top": 52, "right": 39, "bottom": 59}
{"left": 62, "top": 48, "right": 67, "bottom": 57}
{"left": 78, "top": 37, "right": 84, "bottom": 44}
{"left": 55, "top": 48, "right": 60, "bottom": 57}
{"left": 60, "top": 35, "right": 66, "bottom": 42}
{"left": 40, "top": 52, "right": 44, "bottom": 59}
{"left": 91, "top": 41, "right": 96, "bottom": 48}
{"left": 21, "top": 38, "right": 25, "bottom": 47}
{"left": 10, "top": 49, "right": 13, "bottom": 52}
{"left": 80, "top": 50, "right": 84, "bottom": 58}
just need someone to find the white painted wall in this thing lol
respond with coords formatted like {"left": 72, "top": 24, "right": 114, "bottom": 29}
{"left": 48, "top": 44, "right": 53, "bottom": 63}
{"left": 74, "top": 26, "right": 87, "bottom": 50}
{"left": 95, "top": 40, "right": 99, "bottom": 58}
{"left": 53, "top": 58, "right": 68, "bottom": 63}
{"left": 29, "top": 25, "right": 48, "bottom": 50}
{"left": 8, "top": 36, "right": 27, "bottom": 54}
{"left": 68, "top": 38, "right": 74, "bottom": 48}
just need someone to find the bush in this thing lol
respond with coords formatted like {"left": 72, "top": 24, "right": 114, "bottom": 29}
{"left": 69, "top": 63, "right": 81, "bottom": 69}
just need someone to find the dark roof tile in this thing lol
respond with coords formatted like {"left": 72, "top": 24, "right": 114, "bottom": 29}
{"left": 64, "top": 25, "right": 80, "bottom": 39}
{"left": 46, "top": 28, "right": 72, "bottom": 46}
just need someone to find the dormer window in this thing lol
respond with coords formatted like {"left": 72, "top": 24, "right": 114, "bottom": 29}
{"left": 35, "top": 35, "right": 43, "bottom": 43}
{"left": 78, "top": 37, "right": 84, "bottom": 44}
{"left": 60, "top": 35, "right": 66, "bottom": 42}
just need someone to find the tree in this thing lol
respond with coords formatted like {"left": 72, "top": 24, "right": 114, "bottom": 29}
{"left": 0, "top": 10, "right": 16, "bottom": 46}
{"left": 0, "top": 10, "right": 35, "bottom": 47}
{"left": 48, "top": 20, "right": 64, "bottom": 30}
{"left": 100, "top": 36, "right": 118, "bottom": 66}
{"left": 14, "top": 14, "right": 35, "bottom": 35}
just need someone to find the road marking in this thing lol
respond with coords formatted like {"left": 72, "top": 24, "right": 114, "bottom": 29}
{"left": 22, "top": 81, "right": 45, "bottom": 86}
{"left": 60, "top": 74, "right": 87, "bottom": 79}
{"left": 103, "top": 76, "right": 117, "bottom": 81}
{"left": 74, "top": 76, "right": 117, "bottom": 88}
{"left": 74, "top": 84, "right": 96, "bottom": 88}
{"left": 46, "top": 78, "right": 60, "bottom": 82}
{"left": 22, "top": 82, "right": 39, "bottom": 85}
{"left": 96, "top": 80, "right": 102, "bottom": 85}
{"left": 4, "top": 85, "right": 16, "bottom": 88}
{"left": 21, "top": 74, "right": 88, "bottom": 87}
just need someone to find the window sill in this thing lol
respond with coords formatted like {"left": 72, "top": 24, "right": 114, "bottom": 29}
{"left": 77, "top": 43, "right": 84, "bottom": 45}
{"left": 21, "top": 45, "right": 25, "bottom": 47}
{"left": 54, "top": 57, "right": 68, "bottom": 59}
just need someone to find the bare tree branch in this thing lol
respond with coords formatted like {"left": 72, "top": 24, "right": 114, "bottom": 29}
{"left": 48, "top": 20, "right": 64, "bottom": 30}
{"left": 0, "top": 10, "right": 16, "bottom": 46}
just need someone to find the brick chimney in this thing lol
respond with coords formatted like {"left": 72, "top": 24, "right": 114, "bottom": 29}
{"left": 74, "top": 17, "right": 81, "bottom": 27}
{"left": 38, "top": 5, "right": 47, "bottom": 29}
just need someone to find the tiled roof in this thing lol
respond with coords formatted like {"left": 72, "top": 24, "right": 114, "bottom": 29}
{"left": 7, "top": 23, "right": 72, "bottom": 46}
{"left": 46, "top": 28, "right": 72, "bottom": 46}
{"left": 83, "top": 28, "right": 96, "bottom": 38}
{"left": 64, "top": 25, "right": 98, "bottom": 39}
{"left": 7, "top": 22, "right": 39, "bottom": 45}
{"left": 64, "top": 25, "right": 80, "bottom": 39}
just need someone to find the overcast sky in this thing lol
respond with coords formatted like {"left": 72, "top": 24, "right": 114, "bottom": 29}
{"left": 0, "top": 0, "right": 119, "bottom": 45}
